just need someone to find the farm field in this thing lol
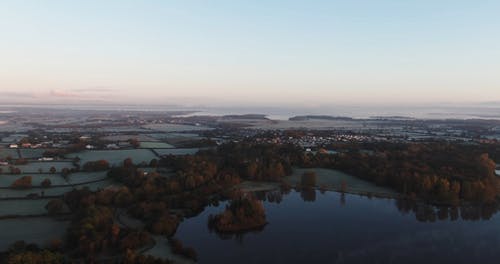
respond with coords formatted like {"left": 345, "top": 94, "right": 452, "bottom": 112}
{"left": 0, "top": 174, "right": 67, "bottom": 187}
{"left": 0, "top": 148, "right": 19, "bottom": 159}
{"left": 15, "top": 161, "right": 75, "bottom": 174}
{"left": 0, "top": 217, "right": 69, "bottom": 251}
{"left": 140, "top": 141, "right": 174, "bottom": 149}
{"left": 154, "top": 148, "right": 199, "bottom": 156}
{"left": 284, "top": 167, "right": 397, "bottom": 195}
{"left": 19, "top": 148, "right": 53, "bottom": 159}
{"left": 0, "top": 199, "right": 53, "bottom": 217}
{"left": 67, "top": 149, "right": 157, "bottom": 166}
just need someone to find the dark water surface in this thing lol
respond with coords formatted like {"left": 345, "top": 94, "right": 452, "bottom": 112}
{"left": 175, "top": 190, "right": 500, "bottom": 264}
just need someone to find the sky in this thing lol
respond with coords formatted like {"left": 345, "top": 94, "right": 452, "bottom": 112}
{"left": 0, "top": 0, "right": 499, "bottom": 107}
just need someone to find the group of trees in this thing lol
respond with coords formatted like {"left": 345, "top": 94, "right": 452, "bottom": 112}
{"left": 10, "top": 176, "right": 32, "bottom": 189}
{"left": 82, "top": 160, "right": 110, "bottom": 172}
{"left": 128, "top": 201, "right": 179, "bottom": 236}
{"left": 395, "top": 198, "right": 500, "bottom": 221}
{"left": 123, "top": 249, "right": 173, "bottom": 264}
{"left": 208, "top": 196, "right": 267, "bottom": 233}
{"left": 2, "top": 241, "right": 63, "bottom": 264}
{"left": 61, "top": 188, "right": 152, "bottom": 261}
{"left": 169, "top": 238, "right": 197, "bottom": 261}
{"left": 1, "top": 165, "right": 59, "bottom": 175}
{"left": 302, "top": 142, "right": 500, "bottom": 204}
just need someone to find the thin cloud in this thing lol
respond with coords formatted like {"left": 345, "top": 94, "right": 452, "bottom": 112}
{"left": 72, "top": 87, "right": 116, "bottom": 93}
{"left": 50, "top": 89, "right": 82, "bottom": 98}
{"left": 0, "top": 91, "right": 39, "bottom": 98}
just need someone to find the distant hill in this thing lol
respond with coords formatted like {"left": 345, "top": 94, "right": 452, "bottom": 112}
{"left": 222, "top": 114, "right": 269, "bottom": 120}
{"left": 289, "top": 115, "right": 353, "bottom": 121}
{"left": 369, "top": 116, "right": 415, "bottom": 121}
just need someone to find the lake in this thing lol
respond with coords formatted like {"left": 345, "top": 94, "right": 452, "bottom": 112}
{"left": 175, "top": 190, "right": 500, "bottom": 264}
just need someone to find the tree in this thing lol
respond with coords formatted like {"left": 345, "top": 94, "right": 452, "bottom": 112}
{"left": 11, "top": 176, "right": 32, "bottom": 189}
{"left": 149, "top": 158, "right": 158, "bottom": 167}
{"left": 340, "top": 180, "right": 347, "bottom": 193}
{"left": 45, "top": 199, "right": 65, "bottom": 215}
{"left": 301, "top": 171, "right": 316, "bottom": 187}
{"left": 123, "top": 158, "right": 133, "bottom": 168}
{"left": 14, "top": 158, "right": 28, "bottom": 165}
{"left": 150, "top": 215, "right": 179, "bottom": 236}
{"left": 41, "top": 178, "right": 52, "bottom": 188}
{"left": 7, "top": 250, "right": 63, "bottom": 264}
{"left": 49, "top": 166, "right": 56, "bottom": 174}
{"left": 9, "top": 167, "right": 21, "bottom": 175}
{"left": 82, "top": 160, "right": 110, "bottom": 172}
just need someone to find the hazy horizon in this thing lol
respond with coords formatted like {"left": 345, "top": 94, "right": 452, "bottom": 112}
{"left": 1, "top": 1, "right": 500, "bottom": 106}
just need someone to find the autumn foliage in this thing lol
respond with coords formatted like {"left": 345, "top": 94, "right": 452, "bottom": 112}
{"left": 208, "top": 196, "right": 267, "bottom": 233}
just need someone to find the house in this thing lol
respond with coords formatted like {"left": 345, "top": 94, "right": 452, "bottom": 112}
{"left": 118, "top": 141, "right": 131, "bottom": 147}
{"left": 106, "top": 144, "right": 119, "bottom": 149}
{"left": 21, "top": 143, "right": 32, "bottom": 148}
{"left": 0, "top": 161, "right": 9, "bottom": 166}
{"left": 38, "top": 157, "right": 54, "bottom": 161}
{"left": 9, "top": 144, "right": 18, "bottom": 149}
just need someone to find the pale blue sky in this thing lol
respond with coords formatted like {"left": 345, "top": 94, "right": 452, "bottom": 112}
{"left": 0, "top": 0, "right": 499, "bottom": 106}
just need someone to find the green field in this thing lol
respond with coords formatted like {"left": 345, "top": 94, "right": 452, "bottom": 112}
{"left": 65, "top": 171, "right": 108, "bottom": 184}
{"left": 0, "top": 148, "right": 19, "bottom": 159}
{"left": 284, "top": 167, "right": 397, "bottom": 195}
{"left": 0, "top": 174, "right": 67, "bottom": 187}
{"left": 140, "top": 141, "right": 175, "bottom": 149}
{"left": 0, "top": 177, "right": 117, "bottom": 199}
{"left": 0, "top": 199, "right": 53, "bottom": 217}
{"left": 19, "top": 148, "right": 53, "bottom": 159}
{"left": 0, "top": 217, "right": 69, "bottom": 251}
{"left": 15, "top": 161, "right": 75, "bottom": 174}
{"left": 154, "top": 148, "right": 199, "bottom": 156}
{"left": 67, "top": 149, "right": 157, "bottom": 166}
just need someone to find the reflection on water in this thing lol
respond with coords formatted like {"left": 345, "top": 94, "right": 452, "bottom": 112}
{"left": 175, "top": 190, "right": 500, "bottom": 264}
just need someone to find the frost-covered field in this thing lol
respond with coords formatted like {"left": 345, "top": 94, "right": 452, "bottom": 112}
{"left": 67, "top": 149, "right": 157, "bottom": 166}
{"left": 285, "top": 167, "right": 396, "bottom": 195}
{"left": 0, "top": 217, "right": 69, "bottom": 251}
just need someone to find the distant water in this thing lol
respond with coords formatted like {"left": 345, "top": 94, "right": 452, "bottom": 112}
{"left": 175, "top": 190, "right": 500, "bottom": 264}
{"left": 2, "top": 104, "right": 500, "bottom": 120}
{"left": 177, "top": 105, "right": 500, "bottom": 120}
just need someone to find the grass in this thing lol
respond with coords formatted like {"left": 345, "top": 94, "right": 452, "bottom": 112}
{"left": 0, "top": 148, "right": 19, "bottom": 159}
{"left": 65, "top": 171, "right": 108, "bottom": 185}
{"left": 154, "top": 148, "right": 199, "bottom": 156}
{"left": 0, "top": 199, "right": 53, "bottom": 217}
{"left": 0, "top": 174, "right": 67, "bottom": 187}
{"left": 19, "top": 148, "right": 53, "bottom": 159}
{"left": 284, "top": 167, "right": 397, "bottom": 195}
{"left": 0, "top": 217, "right": 69, "bottom": 251}
{"left": 15, "top": 161, "right": 75, "bottom": 174}
{"left": 140, "top": 141, "right": 175, "bottom": 149}
{"left": 67, "top": 149, "right": 157, "bottom": 166}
